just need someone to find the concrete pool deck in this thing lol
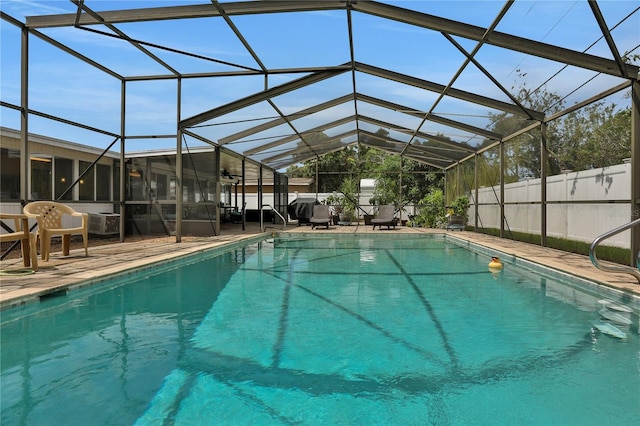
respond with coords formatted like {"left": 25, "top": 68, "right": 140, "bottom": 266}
{"left": 1, "top": 223, "right": 639, "bottom": 310}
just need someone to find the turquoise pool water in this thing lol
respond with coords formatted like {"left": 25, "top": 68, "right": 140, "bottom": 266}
{"left": 1, "top": 234, "right": 638, "bottom": 425}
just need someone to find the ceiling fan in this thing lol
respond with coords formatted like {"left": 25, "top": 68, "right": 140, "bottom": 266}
{"left": 221, "top": 169, "right": 240, "bottom": 184}
{"left": 221, "top": 169, "right": 236, "bottom": 177}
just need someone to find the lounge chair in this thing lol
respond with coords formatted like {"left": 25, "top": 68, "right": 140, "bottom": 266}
{"left": 371, "top": 205, "right": 397, "bottom": 230}
{"left": 446, "top": 215, "right": 466, "bottom": 231}
{"left": 0, "top": 213, "right": 38, "bottom": 271}
{"left": 309, "top": 204, "right": 331, "bottom": 229}
{"left": 23, "top": 201, "right": 89, "bottom": 261}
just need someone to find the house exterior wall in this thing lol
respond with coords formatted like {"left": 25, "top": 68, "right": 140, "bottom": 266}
{"left": 1, "top": 128, "right": 119, "bottom": 203}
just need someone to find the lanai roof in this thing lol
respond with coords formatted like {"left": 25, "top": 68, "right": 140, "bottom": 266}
{"left": 1, "top": 1, "right": 638, "bottom": 175}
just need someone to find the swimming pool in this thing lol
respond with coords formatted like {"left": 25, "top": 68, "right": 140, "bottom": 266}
{"left": 1, "top": 234, "right": 638, "bottom": 425}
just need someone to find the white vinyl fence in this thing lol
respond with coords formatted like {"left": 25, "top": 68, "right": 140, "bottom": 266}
{"left": 475, "top": 163, "right": 633, "bottom": 248}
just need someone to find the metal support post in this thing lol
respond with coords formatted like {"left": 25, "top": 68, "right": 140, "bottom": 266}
{"left": 499, "top": 140, "right": 505, "bottom": 237}
{"left": 540, "top": 122, "right": 548, "bottom": 247}
{"left": 630, "top": 80, "right": 640, "bottom": 266}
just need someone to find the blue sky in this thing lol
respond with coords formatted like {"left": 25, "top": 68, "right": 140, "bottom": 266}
{"left": 1, "top": 1, "right": 638, "bottom": 158}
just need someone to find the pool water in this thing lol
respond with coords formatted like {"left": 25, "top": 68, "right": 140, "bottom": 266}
{"left": 1, "top": 235, "right": 638, "bottom": 425}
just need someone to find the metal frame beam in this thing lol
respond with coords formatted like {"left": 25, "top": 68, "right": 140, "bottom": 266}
{"left": 354, "top": 1, "right": 638, "bottom": 79}
{"left": 180, "top": 67, "right": 348, "bottom": 128}
{"left": 26, "top": 1, "right": 347, "bottom": 28}
{"left": 243, "top": 116, "right": 355, "bottom": 156}
{"left": 355, "top": 62, "right": 543, "bottom": 120}
{"left": 26, "top": 0, "right": 638, "bottom": 79}
{"left": 219, "top": 94, "right": 353, "bottom": 145}
{"left": 221, "top": 91, "right": 481, "bottom": 165}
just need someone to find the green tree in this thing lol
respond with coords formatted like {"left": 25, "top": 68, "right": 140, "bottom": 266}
{"left": 486, "top": 82, "right": 565, "bottom": 179}
{"left": 287, "top": 133, "right": 358, "bottom": 192}
{"left": 559, "top": 103, "right": 631, "bottom": 169}
{"left": 487, "top": 74, "right": 632, "bottom": 177}
{"left": 286, "top": 128, "right": 444, "bottom": 201}
{"left": 369, "top": 154, "right": 442, "bottom": 208}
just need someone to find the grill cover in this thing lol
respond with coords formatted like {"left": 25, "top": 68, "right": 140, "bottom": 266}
{"left": 288, "top": 198, "right": 319, "bottom": 223}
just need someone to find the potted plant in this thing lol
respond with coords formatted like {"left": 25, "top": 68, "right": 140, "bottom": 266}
{"left": 446, "top": 195, "right": 469, "bottom": 230}
{"left": 323, "top": 193, "right": 342, "bottom": 225}
{"left": 337, "top": 177, "right": 358, "bottom": 225}
{"left": 321, "top": 178, "right": 359, "bottom": 225}
{"left": 364, "top": 197, "right": 380, "bottom": 225}
{"left": 339, "top": 205, "right": 354, "bottom": 224}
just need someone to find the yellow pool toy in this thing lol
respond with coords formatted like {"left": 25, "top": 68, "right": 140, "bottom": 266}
{"left": 488, "top": 256, "right": 503, "bottom": 271}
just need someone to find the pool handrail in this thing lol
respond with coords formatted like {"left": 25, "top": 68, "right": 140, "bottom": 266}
{"left": 261, "top": 204, "right": 286, "bottom": 232}
{"left": 589, "top": 217, "right": 640, "bottom": 283}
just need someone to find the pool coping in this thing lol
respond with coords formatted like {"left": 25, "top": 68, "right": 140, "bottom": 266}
{"left": 0, "top": 233, "right": 267, "bottom": 311}
{"left": 445, "top": 234, "right": 640, "bottom": 310}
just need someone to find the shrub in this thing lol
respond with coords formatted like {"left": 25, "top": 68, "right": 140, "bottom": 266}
{"left": 476, "top": 227, "right": 631, "bottom": 265}
{"left": 450, "top": 195, "right": 470, "bottom": 219}
{"left": 415, "top": 188, "right": 447, "bottom": 228}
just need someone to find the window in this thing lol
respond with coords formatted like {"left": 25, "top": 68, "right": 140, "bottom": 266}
{"left": 54, "top": 157, "right": 73, "bottom": 200}
{"left": 31, "top": 154, "right": 52, "bottom": 199}
{"left": 96, "top": 163, "right": 111, "bottom": 201}
{"left": 151, "top": 172, "right": 168, "bottom": 200}
{"left": 168, "top": 176, "right": 176, "bottom": 200}
{"left": 113, "top": 161, "right": 121, "bottom": 202}
{"left": 79, "top": 160, "right": 94, "bottom": 201}
{"left": 150, "top": 156, "right": 175, "bottom": 200}
{"left": 128, "top": 158, "right": 146, "bottom": 201}
{"left": 183, "top": 151, "right": 215, "bottom": 202}
{"left": 1, "top": 148, "right": 20, "bottom": 201}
